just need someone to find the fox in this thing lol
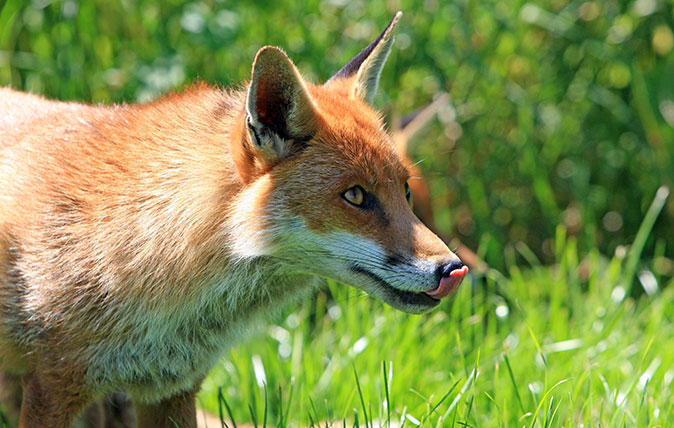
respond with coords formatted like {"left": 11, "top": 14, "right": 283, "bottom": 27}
{"left": 0, "top": 12, "right": 468, "bottom": 428}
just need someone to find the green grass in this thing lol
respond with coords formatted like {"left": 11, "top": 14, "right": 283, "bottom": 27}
{"left": 197, "top": 189, "right": 673, "bottom": 427}
{"left": 199, "top": 246, "right": 673, "bottom": 426}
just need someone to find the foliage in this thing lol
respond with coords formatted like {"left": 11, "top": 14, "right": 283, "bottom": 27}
{"left": 1, "top": 0, "right": 673, "bottom": 268}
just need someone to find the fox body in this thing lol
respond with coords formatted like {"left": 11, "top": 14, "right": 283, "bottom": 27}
{"left": 0, "top": 13, "right": 466, "bottom": 427}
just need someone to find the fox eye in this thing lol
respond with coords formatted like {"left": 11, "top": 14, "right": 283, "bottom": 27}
{"left": 343, "top": 186, "right": 365, "bottom": 206}
{"left": 405, "top": 181, "right": 413, "bottom": 207}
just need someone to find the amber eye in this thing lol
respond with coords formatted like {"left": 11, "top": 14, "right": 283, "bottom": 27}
{"left": 405, "top": 181, "right": 413, "bottom": 207}
{"left": 343, "top": 186, "right": 365, "bottom": 206}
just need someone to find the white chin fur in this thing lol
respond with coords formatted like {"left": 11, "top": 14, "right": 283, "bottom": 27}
{"left": 272, "top": 226, "right": 439, "bottom": 311}
{"left": 322, "top": 231, "right": 438, "bottom": 291}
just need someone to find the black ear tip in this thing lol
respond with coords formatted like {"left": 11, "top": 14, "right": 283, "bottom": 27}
{"left": 328, "top": 12, "right": 403, "bottom": 83}
{"left": 381, "top": 11, "right": 403, "bottom": 39}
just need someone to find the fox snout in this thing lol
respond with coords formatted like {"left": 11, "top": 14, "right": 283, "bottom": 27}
{"left": 313, "top": 216, "right": 469, "bottom": 314}
{"left": 427, "top": 260, "right": 470, "bottom": 300}
{"left": 385, "top": 227, "right": 469, "bottom": 312}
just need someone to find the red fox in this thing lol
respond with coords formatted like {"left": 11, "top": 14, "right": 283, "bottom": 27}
{"left": 0, "top": 12, "right": 468, "bottom": 427}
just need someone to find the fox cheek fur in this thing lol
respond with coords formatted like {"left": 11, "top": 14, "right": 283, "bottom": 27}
{"left": 0, "top": 11, "right": 466, "bottom": 427}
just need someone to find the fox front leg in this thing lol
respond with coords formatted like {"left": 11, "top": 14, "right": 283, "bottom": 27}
{"left": 133, "top": 380, "right": 202, "bottom": 428}
{"left": 19, "top": 370, "right": 92, "bottom": 428}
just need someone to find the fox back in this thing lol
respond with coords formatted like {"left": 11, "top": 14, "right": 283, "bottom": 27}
{"left": 0, "top": 12, "right": 467, "bottom": 427}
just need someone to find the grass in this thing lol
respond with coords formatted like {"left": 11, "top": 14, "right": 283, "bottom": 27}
{"left": 198, "top": 190, "right": 673, "bottom": 427}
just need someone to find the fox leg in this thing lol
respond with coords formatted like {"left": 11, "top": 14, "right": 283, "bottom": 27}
{"left": 75, "top": 393, "right": 135, "bottom": 428}
{"left": 133, "top": 381, "right": 202, "bottom": 428}
{"left": 19, "top": 370, "right": 91, "bottom": 428}
{"left": 100, "top": 392, "right": 136, "bottom": 428}
{"left": 79, "top": 400, "right": 105, "bottom": 428}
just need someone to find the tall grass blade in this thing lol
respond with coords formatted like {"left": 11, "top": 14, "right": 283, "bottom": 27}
{"left": 218, "top": 387, "right": 236, "bottom": 428}
{"left": 429, "top": 379, "right": 461, "bottom": 417}
{"left": 382, "top": 361, "right": 391, "bottom": 428}
{"left": 353, "top": 366, "right": 370, "bottom": 428}
{"left": 308, "top": 396, "right": 320, "bottom": 428}
{"left": 526, "top": 326, "right": 547, "bottom": 367}
{"left": 529, "top": 379, "right": 569, "bottom": 428}
{"left": 483, "top": 392, "right": 502, "bottom": 428}
{"left": 464, "top": 394, "right": 475, "bottom": 427}
{"left": 543, "top": 396, "right": 554, "bottom": 428}
{"left": 277, "top": 386, "right": 283, "bottom": 428}
{"left": 444, "top": 368, "right": 476, "bottom": 417}
{"left": 248, "top": 404, "right": 258, "bottom": 428}
{"left": 504, "top": 354, "right": 525, "bottom": 414}
{"left": 283, "top": 379, "right": 295, "bottom": 428}
{"left": 624, "top": 186, "right": 669, "bottom": 294}
{"left": 262, "top": 384, "right": 267, "bottom": 428}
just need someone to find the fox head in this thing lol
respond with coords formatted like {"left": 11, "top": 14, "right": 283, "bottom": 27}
{"left": 227, "top": 12, "right": 467, "bottom": 313}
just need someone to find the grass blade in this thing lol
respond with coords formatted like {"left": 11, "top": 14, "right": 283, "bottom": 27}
{"left": 504, "top": 354, "right": 525, "bottom": 414}
{"left": 382, "top": 361, "right": 391, "bottom": 428}
{"left": 623, "top": 186, "right": 669, "bottom": 294}
{"left": 444, "top": 368, "right": 477, "bottom": 418}
{"left": 262, "top": 383, "right": 267, "bottom": 428}
{"left": 308, "top": 396, "right": 320, "bottom": 428}
{"left": 543, "top": 396, "right": 554, "bottom": 428}
{"left": 283, "top": 379, "right": 295, "bottom": 428}
{"left": 429, "top": 379, "right": 461, "bottom": 417}
{"left": 218, "top": 387, "right": 236, "bottom": 428}
{"left": 529, "top": 379, "right": 570, "bottom": 428}
{"left": 278, "top": 386, "right": 283, "bottom": 428}
{"left": 353, "top": 366, "right": 370, "bottom": 428}
{"left": 248, "top": 403, "right": 258, "bottom": 428}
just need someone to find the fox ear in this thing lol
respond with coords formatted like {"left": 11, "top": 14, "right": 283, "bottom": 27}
{"left": 246, "top": 46, "right": 317, "bottom": 165}
{"left": 328, "top": 12, "right": 402, "bottom": 104}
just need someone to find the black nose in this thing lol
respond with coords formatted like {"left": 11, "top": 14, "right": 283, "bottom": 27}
{"left": 439, "top": 260, "right": 464, "bottom": 278}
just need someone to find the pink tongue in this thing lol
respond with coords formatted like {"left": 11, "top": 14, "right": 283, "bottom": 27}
{"left": 426, "top": 265, "right": 469, "bottom": 299}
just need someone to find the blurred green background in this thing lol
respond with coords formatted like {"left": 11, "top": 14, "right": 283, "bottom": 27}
{"left": 1, "top": 0, "right": 673, "bottom": 269}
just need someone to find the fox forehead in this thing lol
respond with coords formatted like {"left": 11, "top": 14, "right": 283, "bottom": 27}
{"left": 305, "top": 83, "right": 409, "bottom": 185}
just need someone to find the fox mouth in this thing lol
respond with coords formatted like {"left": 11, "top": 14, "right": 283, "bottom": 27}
{"left": 349, "top": 265, "right": 440, "bottom": 311}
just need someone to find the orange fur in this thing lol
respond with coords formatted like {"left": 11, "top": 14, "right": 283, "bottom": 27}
{"left": 0, "top": 13, "right": 465, "bottom": 427}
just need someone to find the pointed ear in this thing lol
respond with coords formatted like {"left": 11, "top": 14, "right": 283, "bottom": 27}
{"left": 328, "top": 12, "right": 402, "bottom": 104}
{"left": 246, "top": 46, "right": 317, "bottom": 165}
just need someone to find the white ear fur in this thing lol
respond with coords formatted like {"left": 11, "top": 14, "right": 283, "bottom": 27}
{"left": 246, "top": 46, "right": 317, "bottom": 163}
{"left": 328, "top": 12, "right": 402, "bottom": 104}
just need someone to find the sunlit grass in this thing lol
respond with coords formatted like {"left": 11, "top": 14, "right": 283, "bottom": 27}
{"left": 200, "top": 232, "right": 674, "bottom": 427}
